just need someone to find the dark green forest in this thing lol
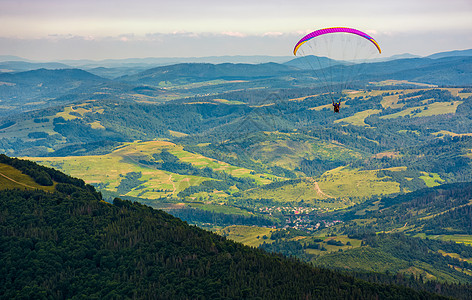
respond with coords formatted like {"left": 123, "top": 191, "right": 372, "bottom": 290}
{"left": 1, "top": 157, "right": 461, "bottom": 299}
{"left": 339, "top": 182, "right": 472, "bottom": 234}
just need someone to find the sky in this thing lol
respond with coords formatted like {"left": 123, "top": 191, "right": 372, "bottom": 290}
{"left": 0, "top": 0, "right": 471, "bottom": 61}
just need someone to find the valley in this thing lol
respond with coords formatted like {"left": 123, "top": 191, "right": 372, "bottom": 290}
{"left": 2, "top": 52, "right": 472, "bottom": 293}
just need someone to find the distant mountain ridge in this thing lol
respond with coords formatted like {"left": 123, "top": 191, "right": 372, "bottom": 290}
{"left": 119, "top": 62, "right": 296, "bottom": 84}
{"left": 62, "top": 55, "right": 295, "bottom": 67}
{"left": 0, "top": 61, "right": 71, "bottom": 72}
{"left": 1, "top": 49, "right": 470, "bottom": 81}
{"left": 0, "top": 55, "right": 30, "bottom": 62}
{"left": 283, "top": 55, "right": 344, "bottom": 70}
{"left": 427, "top": 49, "right": 472, "bottom": 59}
{"left": 284, "top": 55, "right": 472, "bottom": 85}
{"left": 1, "top": 49, "right": 470, "bottom": 69}
{"left": 0, "top": 68, "right": 110, "bottom": 115}
{"left": 0, "top": 68, "right": 105, "bottom": 83}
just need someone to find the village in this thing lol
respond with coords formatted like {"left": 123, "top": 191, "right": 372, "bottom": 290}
{"left": 257, "top": 205, "right": 343, "bottom": 232}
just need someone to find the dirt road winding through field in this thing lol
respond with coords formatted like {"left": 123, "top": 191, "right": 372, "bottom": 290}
{"left": 0, "top": 172, "right": 35, "bottom": 189}
{"left": 310, "top": 179, "right": 334, "bottom": 198}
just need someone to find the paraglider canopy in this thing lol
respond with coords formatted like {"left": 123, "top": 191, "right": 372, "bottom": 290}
{"left": 292, "top": 27, "right": 382, "bottom": 112}
{"left": 293, "top": 27, "right": 381, "bottom": 56}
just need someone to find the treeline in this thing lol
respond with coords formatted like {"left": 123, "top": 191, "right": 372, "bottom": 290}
{"left": 350, "top": 135, "right": 472, "bottom": 183}
{"left": 361, "top": 233, "right": 472, "bottom": 283}
{"left": 141, "top": 149, "right": 258, "bottom": 197}
{"left": 184, "top": 139, "right": 297, "bottom": 179}
{"left": 261, "top": 231, "right": 472, "bottom": 298}
{"left": 422, "top": 205, "right": 472, "bottom": 234}
{"left": 340, "top": 182, "right": 472, "bottom": 234}
{"left": 116, "top": 171, "right": 144, "bottom": 195}
{"left": 168, "top": 206, "right": 275, "bottom": 227}
{"left": 150, "top": 149, "right": 256, "bottom": 190}
{"left": 297, "top": 157, "right": 346, "bottom": 177}
{"left": 177, "top": 180, "right": 233, "bottom": 198}
{"left": 377, "top": 168, "right": 427, "bottom": 191}
{"left": 0, "top": 154, "right": 100, "bottom": 199}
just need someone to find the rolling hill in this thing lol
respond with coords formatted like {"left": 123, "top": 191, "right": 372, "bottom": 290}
{"left": 285, "top": 55, "right": 472, "bottom": 86}
{"left": 0, "top": 58, "right": 471, "bottom": 229}
{"left": 0, "top": 68, "right": 110, "bottom": 116}
{"left": 118, "top": 62, "right": 296, "bottom": 84}
{"left": 0, "top": 61, "right": 71, "bottom": 72}
{"left": 427, "top": 49, "right": 472, "bottom": 59}
{"left": 1, "top": 85, "right": 471, "bottom": 229}
{"left": 29, "top": 140, "right": 279, "bottom": 204}
{"left": 224, "top": 181, "right": 472, "bottom": 286}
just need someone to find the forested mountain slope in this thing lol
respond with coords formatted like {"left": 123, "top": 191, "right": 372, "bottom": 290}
{"left": 0, "top": 155, "right": 455, "bottom": 299}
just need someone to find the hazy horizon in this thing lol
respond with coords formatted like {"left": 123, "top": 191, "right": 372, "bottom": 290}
{"left": 1, "top": 0, "right": 471, "bottom": 61}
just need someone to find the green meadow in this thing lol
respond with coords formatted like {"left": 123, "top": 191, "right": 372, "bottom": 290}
{"left": 243, "top": 167, "right": 402, "bottom": 208}
{"left": 31, "top": 140, "right": 278, "bottom": 202}
{"left": 334, "top": 109, "right": 382, "bottom": 126}
{"left": 380, "top": 101, "right": 462, "bottom": 119}
{"left": 244, "top": 132, "right": 363, "bottom": 171}
{"left": 0, "top": 163, "right": 55, "bottom": 192}
{"left": 218, "top": 225, "right": 276, "bottom": 247}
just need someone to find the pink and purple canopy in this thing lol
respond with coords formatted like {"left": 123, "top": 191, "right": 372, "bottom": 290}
{"left": 293, "top": 27, "right": 381, "bottom": 55}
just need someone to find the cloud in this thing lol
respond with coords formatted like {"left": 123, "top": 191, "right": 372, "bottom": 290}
{"left": 365, "top": 30, "right": 378, "bottom": 36}
{"left": 221, "top": 32, "right": 247, "bottom": 38}
{"left": 0, "top": 24, "right": 471, "bottom": 61}
{"left": 263, "top": 32, "right": 284, "bottom": 37}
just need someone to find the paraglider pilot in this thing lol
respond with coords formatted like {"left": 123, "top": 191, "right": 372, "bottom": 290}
{"left": 332, "top": 100, "right": 341, "bottom": 113}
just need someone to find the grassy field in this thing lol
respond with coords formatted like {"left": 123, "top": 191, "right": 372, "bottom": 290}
{"left": 316, "top": 167, "right": 402, "bottom": 199}
{"left": 415, "top": 234, "right": 472, "bottom": 246}
{"left": 112, "top": 140, "right": 278, "bottom": 184}
{"left": 419, "top": 172, "right": 444, "bottom": 187}
{"left": 243, "top": 178, "right": 343, "bottom": 207}
{"left": 246, "top": 133, "right": 363, "bottom": 172}
{"left": 438, "top": 250, "right": 472, "bottom": 264}
{"left": 381, "top": 94, "right": 404, "bottom": 109}
{"left": 212, "top": 98, "right": 246, "bottom": 105}
{"left": 30, "top": 140, "right": 279, "bottom": 202}
{"left": 369, "top": 80, "right": 437, "bottom": 88}
{"left": 304, "top": 235, "right": 363, "bottom": 255}
{"left": 217, "top": 225, "right": 276, "bottom": 247}
{"left": 334, "top": 109, "right": 382, "bottom": 126}
{"left": 380, "top": 101, "right": 462, "bottom": 119}
{"left": 243, "top": 167, "right": 402, "bottom": 209}
{"left": 0, "top": 116, "right": 57, "bottom": 141}
{"left": 0, "top": 100, "right": 103, "bottom": 144}
{"left": 0, "top": 163, "right": 55, "bottom": 192}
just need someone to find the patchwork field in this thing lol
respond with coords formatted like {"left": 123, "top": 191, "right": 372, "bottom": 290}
{"left": 30, "top": 140, "right": 279, "bottom": 202}
{"left": 242, "top": 167, "right": 403, "bottom": 209}
{"left": 380, "top": 101, "right": 462, "bottom": 119}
